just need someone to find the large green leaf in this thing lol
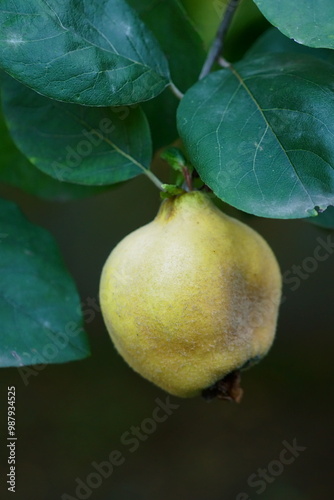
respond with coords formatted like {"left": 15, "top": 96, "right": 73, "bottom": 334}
{"left": 253, "top": 0, "right": 334, "bottom": 49}
{"left": 0, "top": 101, "right": 108, "bottom": 200}
{"left": 1, "top": 77, "right": 152, "bottom": 186}
{"left": 0, "top": 0, "right": 170, "bottom": 106}
{"left": 0, "top": 197, "right": 90, "bottom": 368}
{"left": 246, "top": 27, "right": 334, "bottom": 64}
{"left": 177, "top": 53, "right": 334, "bottom": 219}
{"left": 127, "top": 0, "right": 205, "bottom": 92}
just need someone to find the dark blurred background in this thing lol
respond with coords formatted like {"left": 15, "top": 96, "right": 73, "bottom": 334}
{"left": 0, "top": 169, "right": 333, "bottom": 500}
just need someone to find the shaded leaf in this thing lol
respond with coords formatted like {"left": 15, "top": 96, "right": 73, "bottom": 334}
{"left": 0, "top": 0, "right": 169, "bottom": 105}
{"left": 0, "top": 197, "right": 90, "bottom": 368}
{"left": 0, "top": 100, "right": 108, "bottom": 200}
{"left": 128, "top": 0, "right": 205, "bottom": 92}
{"left": 177, "top": 53, "right": 334, "bottom": 218}
{"left": 246, "top": 27, "right": 334, "bottom": 64}
{"left": 142, "top": 89, "right": 179, "bottom": 151}
{"left": 128, "top": 0, "right": 206, "bottom": 151}
{"left": 1, "top": 76, "right": 152, "bottom": 186}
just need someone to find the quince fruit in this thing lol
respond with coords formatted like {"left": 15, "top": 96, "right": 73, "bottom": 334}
{"left": 100, "top": 192, "right": 281, "bottom": 400}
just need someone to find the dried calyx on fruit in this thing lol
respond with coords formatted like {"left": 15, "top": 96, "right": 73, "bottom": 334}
{"left": 99, "top": 191, "right": 282, "bottom": 401}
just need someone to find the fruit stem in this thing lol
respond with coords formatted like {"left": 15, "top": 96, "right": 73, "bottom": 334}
{"left": 199, "top": 0, "right": 240, "bottom": 80}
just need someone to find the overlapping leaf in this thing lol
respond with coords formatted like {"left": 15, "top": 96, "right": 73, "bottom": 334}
{"left": 0, "top": 101, "right": 107, "bottom": 200}
{"left": 253, "top": 0, "right": 334, "bottom": 49}
{"left": 1, "top": 77, "right": 152, "bottom": 186}
{"left": 0, "top": 0, "right": 170, "bottom": 105}
{"left": 0, "top": 198, "right": 90, "bottom": 367}
{"left": 177, "top": 53, "right": 334, "bottom": 218}
{"left": 246, "top": 27, "right": 334, "bottom": 64}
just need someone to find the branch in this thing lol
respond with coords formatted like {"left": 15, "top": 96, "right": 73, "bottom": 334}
{"left": 199, "top": 0, "right": 240, "bottom": 80}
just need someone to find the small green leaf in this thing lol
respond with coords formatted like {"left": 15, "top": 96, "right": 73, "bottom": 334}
{"left": 0, "top": 0, "right": 170, "bottom": 105}
{"left": 0, "top": 198, "right": 90, "bottom": 368}
{"left": 160, "top": 184, "right": 185, "bottom": 199}
{"left": 161, "top": 147, "right": 187, "bottom": 172}
{"left": 177, "top": 53, "right": 334, "bottom": 219}
{"left": 253, "top": 0, "right": 334, "bottom": 49}
{"left": 1, "top": 76, "right": 152, "bottom": 186}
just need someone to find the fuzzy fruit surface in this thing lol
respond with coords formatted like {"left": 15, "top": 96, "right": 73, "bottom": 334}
{"left": 100, "top": 191, "right": 282, "bottom": 398}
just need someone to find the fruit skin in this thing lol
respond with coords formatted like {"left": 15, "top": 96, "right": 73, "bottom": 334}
{"left": 99, "top": 191, "right": 282, "bottom": 398}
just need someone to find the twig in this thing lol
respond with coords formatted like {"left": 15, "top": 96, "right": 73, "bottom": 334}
{"left": 199, "top": 0, "right": 240, "bottom": 80}
{"left": 169, "top": 82, "right": 184, "bottom": 100}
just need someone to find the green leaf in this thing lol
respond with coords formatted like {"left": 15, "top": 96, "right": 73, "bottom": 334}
{"left": 0, "top": 0, "right": 170, "bottom": 106}
{"left": 0, "top": 198, "right": 90, "bottom": 368}
{"left": 253, "top": 0, "right": 334, "bottom": 49}
{"left": 177, "top": 53, "right": 334, "bottom": 219}
{"left": 127, "top": 0, "right": 205, "bottom": 92}
{"left": 160, "top": 147, "right": 187, "bottom": 172}
{"left": 246, "top": 27, "right": 334, "bottom": 64}
{"left": 0, "top": 101, "right": 108, "bottom": 200}
{"left": 1, "top": 76, "right": 152, "bottom": 186}
{"left": 160, "top": 184, "right": 185, "bottom": 199}
{"left": 306, "top": 206, "right": 334, "bottom": 229}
